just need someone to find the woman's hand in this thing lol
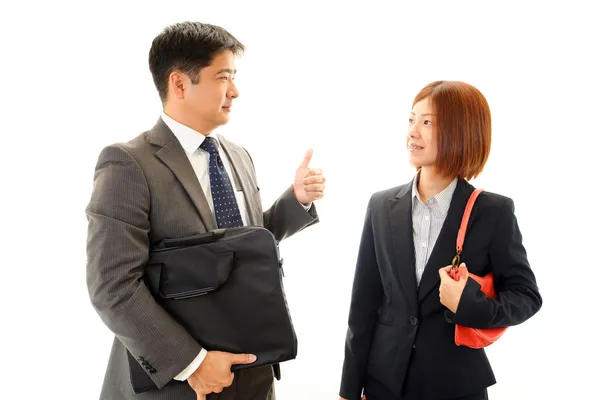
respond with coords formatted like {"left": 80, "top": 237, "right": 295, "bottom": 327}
{"left": 438, "top": 263, "right": 469, "bottom": 313}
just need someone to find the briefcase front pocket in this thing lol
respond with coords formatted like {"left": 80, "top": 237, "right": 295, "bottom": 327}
{"left": 150, "top": 249, "right": 234, "bottom": 300}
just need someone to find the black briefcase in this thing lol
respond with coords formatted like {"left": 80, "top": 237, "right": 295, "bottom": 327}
{"left": 127, "top": 226, "right": 297, "bottom": 393}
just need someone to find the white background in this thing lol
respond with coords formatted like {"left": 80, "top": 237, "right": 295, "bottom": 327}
{"left": 1, "top": 1, "right": 599, "bottom": 399}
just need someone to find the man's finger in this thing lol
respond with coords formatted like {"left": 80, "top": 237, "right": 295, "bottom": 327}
{"left": 305, "top": 192, "right": 324, "bottom": 201}
{"left": 299, "top": 149, "right": 313, "bottom": 169}
{"left": 230, "top": 353, "right": 257, "bottom": 365}
{"left": 198, "top": 383, "right": 217, "bottom": 395}
{"left": 211, "top": 385, "right": 224, "bottom": 393}
{"left": 304, "top": 184, "right": 325, "bottom": 193}
{"left": 305, "top": 168, "right": 322, "bottom": 177}
{"left": 303, "top": 175, "right": 325, "bottom": 185}
{"left": 197, "top": 394, "right": 206, "bottom": 400}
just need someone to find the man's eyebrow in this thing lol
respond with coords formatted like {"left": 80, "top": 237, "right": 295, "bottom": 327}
{"left": 216, "top": 68, "right": 237, "bottom": 74}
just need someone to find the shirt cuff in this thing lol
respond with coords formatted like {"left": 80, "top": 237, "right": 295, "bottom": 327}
{"left": 173, "top": 348, "right": 208, "bottom": 381}
{"left": 300, "top": 201, "right": 312, "bottom": 211}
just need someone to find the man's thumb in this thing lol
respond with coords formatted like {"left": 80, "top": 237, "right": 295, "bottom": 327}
{"left": 299, "top": 148, "right": 313, "bottom": 169}
{"left": 230, "top": 353, "right": 257, "bottom": 365}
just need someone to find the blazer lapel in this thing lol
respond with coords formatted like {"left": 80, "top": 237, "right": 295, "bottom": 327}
{"left": 388, "top": 182, "right": 418, "bottom": 311}
{"left": 217, "top": 135, "right": 262, "bottom": 226}
{"left": 417, "top": 179, "right": 474, "bottom": 302}
{"left": 149, "top": 118, "right": 217, "bottom": 231}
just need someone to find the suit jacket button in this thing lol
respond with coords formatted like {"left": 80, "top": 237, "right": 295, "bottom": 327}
{"left": 410, "top": 316, "right": 418, "bottom": 325}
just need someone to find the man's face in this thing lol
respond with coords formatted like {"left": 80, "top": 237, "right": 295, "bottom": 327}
{"left": 181, "top": 50, "right": 239, "bottom": 133}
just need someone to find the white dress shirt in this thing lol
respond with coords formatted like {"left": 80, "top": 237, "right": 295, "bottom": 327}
{"left": 161, "top": 112, "right": 251, "bottom": 228}
{"left": 160, "top": 112, "right": 310, "bottom": 381}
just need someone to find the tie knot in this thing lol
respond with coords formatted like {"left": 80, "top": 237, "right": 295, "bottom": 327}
{"left": 199, "top": 137, "right": 218, "bottom": 155}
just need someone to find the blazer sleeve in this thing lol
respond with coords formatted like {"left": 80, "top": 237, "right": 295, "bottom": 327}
{"left": 451, "top": 197, "right": 542, "bottom": 329}
{"left": 85, "top": 145, "right": 201, "bottom": 389}
{"left": 263, "top": 186, "right": 319, "bottom": 241}
{"left": 339, "top": 197, "right": 383, "bottom": 400}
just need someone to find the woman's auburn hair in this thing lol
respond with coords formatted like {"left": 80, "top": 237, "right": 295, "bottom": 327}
{"left": 413, "top": 81, "right": 492, "bottom": 180}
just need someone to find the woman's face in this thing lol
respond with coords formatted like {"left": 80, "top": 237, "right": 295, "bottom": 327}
{"left": 407, "top": 98, "right": 438, "bottom": 169}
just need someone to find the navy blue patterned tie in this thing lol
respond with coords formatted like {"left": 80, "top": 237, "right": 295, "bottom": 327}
{"left": 199, "top": 137, "right": 244, "bottom": 228}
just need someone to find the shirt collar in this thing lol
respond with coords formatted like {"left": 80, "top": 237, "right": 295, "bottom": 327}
{"left": 161, "top": 111, "right": 220, "bottom": 155}
{"left": 412, "top": 171, "right": 458, "bottom": 214}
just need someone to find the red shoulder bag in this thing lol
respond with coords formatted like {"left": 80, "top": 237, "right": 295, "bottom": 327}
{"left": 449, "top": 188, "right": 508, "bottom": 348}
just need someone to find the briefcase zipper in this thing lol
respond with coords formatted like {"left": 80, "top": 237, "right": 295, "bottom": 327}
{"left": 231, "top": 228, "right": 293, "bottom": 349}
{"left": 170, "top": 287, "right": 216, "bottom": 300}
{"left": 268, "top": 235, "right": 297, "bottom": 353}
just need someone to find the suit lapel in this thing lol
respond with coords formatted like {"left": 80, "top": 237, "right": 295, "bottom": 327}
{"left": 417, "top": 179, "right": 474, "bottom": 302}
{"left": 388, "top": 182, "right": 418, "bottom": 311}
{"left": 217, "top": 135, "right": 262, "bottom": 226}
{"left": 149, "top": 119, "right": 217, "bottom": 231}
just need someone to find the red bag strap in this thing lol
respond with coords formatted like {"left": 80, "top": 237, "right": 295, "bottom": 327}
{"left": 457, "top": 188, "right": 484, "bottom": 252}
{"left": 451, "top": 188, "right": 484, "bottom": 268}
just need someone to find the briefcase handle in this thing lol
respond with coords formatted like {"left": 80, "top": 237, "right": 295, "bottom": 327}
{"left": 159, "top": 229, "right": 227, "bottom": 249}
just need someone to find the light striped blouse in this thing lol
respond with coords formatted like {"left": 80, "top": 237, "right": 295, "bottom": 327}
{"left": 411, "top": 174, "right": 458, "bottom": 285}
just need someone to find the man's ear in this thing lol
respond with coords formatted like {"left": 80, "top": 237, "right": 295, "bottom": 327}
{"left": 168, "top": 71, "right": 186, "bottom": 100}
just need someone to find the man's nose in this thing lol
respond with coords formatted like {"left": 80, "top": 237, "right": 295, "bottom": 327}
{"left": 229, "top": 82, "right": 239, "bottom": 99}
